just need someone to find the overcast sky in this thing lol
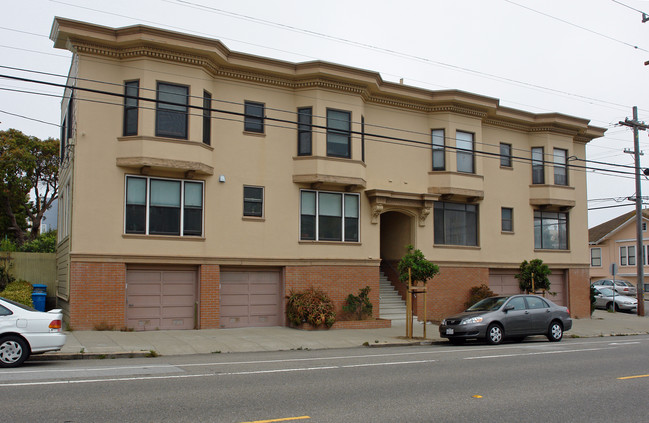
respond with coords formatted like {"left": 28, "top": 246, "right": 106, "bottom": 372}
{"left": 3, "top": 0, "right": 649, "bottom": 227}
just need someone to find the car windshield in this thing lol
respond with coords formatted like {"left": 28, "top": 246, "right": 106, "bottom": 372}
{"left": 0, "top": 297, "right": 36, "bottom": 312}
{"left": 597, "top": 288, "right": 615, "bottom": 296}
{"left": 466, "top": 297, "right": 507, "bottom": 311}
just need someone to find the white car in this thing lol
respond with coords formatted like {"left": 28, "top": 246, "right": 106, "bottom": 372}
{"left": 592, "top": 286, "right": 638, "bottom": 312}
{"left": 0, "top": 297, "right": 66, "bottom": 368}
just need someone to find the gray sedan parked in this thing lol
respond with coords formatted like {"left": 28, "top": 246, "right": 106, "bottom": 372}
{"left": 592, "top": 286, "right": 637, "bottom": 312}
{"left": 439, "top": 295, "right": 572, "bottom": 345}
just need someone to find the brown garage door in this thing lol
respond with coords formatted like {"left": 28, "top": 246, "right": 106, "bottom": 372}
{"left": 220, "top": 270, "right": 281, "bottom": 328}
{"left": 548, "top": 272, "right": 566, "bottom": 307}
{"left": 488, "top": 270, "right": 522, "bottom": 297}
{"left": 126, "top": 268, "right": 196, "bottom": 331}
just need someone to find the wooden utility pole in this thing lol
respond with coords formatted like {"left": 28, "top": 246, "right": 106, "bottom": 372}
{"left": 619, "top": 106, "right": 647, "bottom": 316}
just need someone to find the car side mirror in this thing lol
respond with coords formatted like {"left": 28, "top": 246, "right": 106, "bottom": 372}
{"left": 504, "top": 305, "right": 514, "bottom": 312}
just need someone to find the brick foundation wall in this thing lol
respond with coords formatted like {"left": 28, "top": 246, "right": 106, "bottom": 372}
{"left": 199, "top": 264, "right": 220, "bottom": 328}
{"left": 285, "top": 265, "right": 380, "bottom": 318}
{"left": 567, "top": 267, "right": 590, "bottom": 318}
{"left": 69, "top": 261, "right": 126, "bottom": 330}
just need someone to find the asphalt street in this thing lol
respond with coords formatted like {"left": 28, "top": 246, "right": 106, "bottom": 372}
{"left": 2, "top": 335, "right": 648, "bottom": 422}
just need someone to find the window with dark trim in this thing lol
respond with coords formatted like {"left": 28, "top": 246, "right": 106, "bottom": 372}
{"left": 125, "top": 175, "right": 203, "bottom": 237}
{"left": 620, "top": 246, "right": 627, "bottom": 266}
{"left": 501, "top": 207, "right": 513, "bottom": 232}
{"left": 243, "top": 186, "right": 264, "bottom": 217}
{"left": 297, "top": 107, "right": 312, "bottom": 155}
{"left": 300, "top": 190, "right": 359, "bottom": 242}
{"left": 500, "top": 143, "right": 512, "bottom": 167}
{"left": 244, "top": 101, "right": 264, "bottom": 133}
{"left": 203, "top": 90, "right": 211, "bottom": 145}
{"left": 432, "top": 129, "right": 445, "bottom": 171}
{"left": 361, "top": 115, "right": 365, "bottom": 163}
{"left": 434, "top": 202, "right": 478, "bottom": 246}
{"left": 456, "top": 131, "right": 474, "bottom": 173}
{"left": 532, "top": 147, "right": 544, "bottom": 184}
{"left": 326, "top": 109, "right": 351, "bottom": 158}
{"left": 553, "top": 148, "right": 568, "bottom": 185}
{"left": 534, "top": 211, "right": 567, "bottom": 250}
{"left": 628, "top": 245, "right": 636, "bottom": 266}
{"left": 123, "top": 80, "right": 139, "bottom": 136}
{"left": 156, "top": 82, "right": 188, "bottom": 139}
{"left": 591, "top": 248, "right": 602, "bottom": 267}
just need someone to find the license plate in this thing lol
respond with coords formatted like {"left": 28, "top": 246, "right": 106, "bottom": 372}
{"left": 446, "top": 328, "right": 454, "bottom": 335}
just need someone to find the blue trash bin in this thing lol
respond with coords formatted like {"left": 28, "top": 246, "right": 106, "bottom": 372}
{"left": 32, "top": 284, "right": 47, "bottom": 294}
{"left": 32, "top": 292, "right": 46, "bottom": 311}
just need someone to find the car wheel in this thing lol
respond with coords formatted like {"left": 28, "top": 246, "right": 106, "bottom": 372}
{"left": 449, "top": 338, "right": 465, "bottom": 346}
{"left": 547, "top": 321, "right": 563, "bottom": 342}
{"left": 606, "top": 302, "right": 614, "bottom": 312}
{"left": 486, "top": 323, "right": 504, "bottom": 345}
{"left": 0, "top": 335, "right": 30, "bottom": 368}
{"left": 614, "top": 303, "right": 621, "bottom": 312}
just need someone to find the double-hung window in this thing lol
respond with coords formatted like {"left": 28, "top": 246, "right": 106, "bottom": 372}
{"left": 297, "top": 107, "right": 312, "bottom": 156}
{"left": 300, "top": 190, "right": 359, "bottom": 242}
{"left": 203, "top": 90, "right": 211, "bottom": 145}
{"left": 243, "top": 186, "right": 264, "bottom": 218}
{"left": 456, "top": 131, "right": 474, "bottom": 173}
{"left": 244, "top": 101, "right": 264, "bottom": 133}
{"left": 434, "top": 202, "right": 478, "bottom": 246}
{"left": 432, "top": 129, "right": 445, "bottom": 170}
{"left": 326, "top": 109, "right": 351, "bottom": 158}
{"left": 501, "top": 207, "right": 513, "bottom": 232}
{"left": 553, "top": 148, "right": 568, "bottom": 185}
{"left": 123, "top": 80, "right": 139, "bottom": 136}
{"left": 534, "top": 211, "right": 567, "bottom": 250}
{"left": 532, "top": 147, "right": 544, "bottom": 184}
{"left": 125, "top": 176, "right": 203, "bottom": 237}
{"left": 156, "top": 82, "right": 188, "bottom": 139}
{"left": 590, "top": 248, "right": 602, "bottom": 267}
{"left": 620, "top": 246, "right": 627, "bottom": 266}
{"left": 628, "top": 246, "right": 636, "bottom": 266}
{"left": 500, "top": 143, "right": 512, "bottom": 167}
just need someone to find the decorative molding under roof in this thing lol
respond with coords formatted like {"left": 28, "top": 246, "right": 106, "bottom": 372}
{"left": 365, "top": 190, "right": 438, "bottom": 227}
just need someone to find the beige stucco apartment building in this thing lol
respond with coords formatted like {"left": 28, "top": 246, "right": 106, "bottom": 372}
{"left": 50, "top": 17, "right": 605, "bottom": 331}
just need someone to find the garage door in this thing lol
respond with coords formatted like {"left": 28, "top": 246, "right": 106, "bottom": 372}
{"left": 220, "top": 270, "right": 281, "bottom": 328}
{"left": 126, "top": 268, "right": 196, "bottom": 331}
{"left": 488, "top": 270, "right": 522, "bottom": 297}
{"left": 548, "top": 272, "right": 566, "bottom": 307}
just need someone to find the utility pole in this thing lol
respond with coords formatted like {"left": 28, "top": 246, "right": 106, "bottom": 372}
{"left": 619, "top": 106, "right": 647, "bottom": 316}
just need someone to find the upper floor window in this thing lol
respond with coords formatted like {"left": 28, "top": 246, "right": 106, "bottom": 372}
{"left": 297, "top": 107, "right": 312, "bottom": 156}
{"left": 532, "top": 147, "right": 544, "bottom": 184}
{"left": 243, "top": 186, "right": 264, "bottom": 218}
{"left": 500, "top": 143, "right": 512, "bottom": 167}
{"left": 456, "top": 131, "right": 474, "bottom": 173}
{"left": 620, "top": 246, "right": 627, "bottom": 266}
{"left": 628, "top": 245, "right": 636, "bottom": 266}
{"left": 432, "top": 129, "right": 445, "bottom": 171}
{"left": 123, "top": 80, "right": 139, "bottom": 136}
{"left": 125, "top": 175, "right": 203, "bottom": 237}
{"left": 326, "top": 109, "right": 351, "bottom": 158}
{"left": 434, "top": 202, "right": 478, "bottom": 246}
{"left": 300, "top": 190, "right": 359, "bottom": 242}
{"left": 60, "top": 91, "right": 74, "bottom": 160}
{"left": 203, "top": 90, "right": 211, "bottom": 145}
{"left": 501, "top": 207, "right": 513, "bottom": 232}
{"left": 534, "top": 211, "right": 567, "bottom": 250}
{"left": 244, "top": 101, "right": 264, "bottom": 133}
{"left": 590, "top": 248, "right": 601, "bottom": 267}
{"left": 156, "top": 82, "right": 188, "bottom": 139}
{"left": 553, "top": 148, "right": 568, "bottom": 185}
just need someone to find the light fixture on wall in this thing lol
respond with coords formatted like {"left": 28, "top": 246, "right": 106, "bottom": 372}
{"left": 219, "top": 175, "right": 226, "bottom": 183}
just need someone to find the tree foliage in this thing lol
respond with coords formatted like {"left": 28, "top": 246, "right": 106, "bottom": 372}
{"left": 398, "top": 244, "right": 439, "bottom": 285}
{"left": 342, "top": 286, "right": 373, "bottom": 320}
{"left": 0, "top": 129, "right": 59, "bottom": 246}
{"left": 515, "top": 259, "right": 551, "bottom": 293}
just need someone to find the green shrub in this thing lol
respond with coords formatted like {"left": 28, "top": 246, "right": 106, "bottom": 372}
{"left": 0, "top": 280, "right": 34, "bottom": 308}
{"left": 0, "top": 238, "right": 18, "bottom": 252}
{"left": 19, "top": 230, "right": 57, "bottom": 253}
{"left": 515, "top": 259, "right": 551, "bottom": 293}
{"left": 0, "top": 255, "right": 15, "bottom": 292}
{"left": 286, "top": 287, "right": 336, "bottom": 328}
{"left": 342, "top": 286, "right": 373, "bottom": 320}
{"left": 465, "top": 284, "right": 495, "bottom": 309}
{"left": 398, "top": 245, "right": 439, "bottom": 286}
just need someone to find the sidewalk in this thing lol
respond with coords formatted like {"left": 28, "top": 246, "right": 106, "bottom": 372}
{"left": 40, "top": 310, "right": 649, "bottom": 360}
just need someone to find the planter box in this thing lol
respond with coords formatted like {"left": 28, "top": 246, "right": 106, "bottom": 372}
{"left": 292, "top": 319, "right": 391, "bottom": 331}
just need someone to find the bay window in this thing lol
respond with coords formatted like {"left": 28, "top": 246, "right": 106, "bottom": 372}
{"left": 300, "top": 190, "right": 359, "bottom": 242}
{"left": 534, "top": 211, "right": 567, "bottom": 250}
{"left": 434, "top": 202, "right": 478, "bottom": 246}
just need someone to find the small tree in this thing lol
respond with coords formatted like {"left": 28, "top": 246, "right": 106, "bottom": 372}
{"left": 398, "top": 244, "right": 439, "bottom": 285}
{"left": 515, "top": 259, "right": 551, "bottom": 293}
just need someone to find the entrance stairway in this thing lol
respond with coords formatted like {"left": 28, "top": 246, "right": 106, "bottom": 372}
{"left": 379, "top": 271, "right": 413, "bottom": 321}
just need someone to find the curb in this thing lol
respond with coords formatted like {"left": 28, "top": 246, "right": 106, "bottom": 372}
{"left": 28, "top": 351, "right": 154, "bottom": 361}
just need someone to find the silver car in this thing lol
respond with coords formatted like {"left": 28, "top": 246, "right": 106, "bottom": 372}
{"left": 592, "top": 286, "right": 637, "bottom": 312}
{"left": 439, "top": 295, "right": 572, "bottom": 345}
{"left": 592, "top": 279, "right": 637, "bottom": 297}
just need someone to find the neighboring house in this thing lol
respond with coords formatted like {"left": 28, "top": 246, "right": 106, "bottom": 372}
{"left": 589, "top": 209, "right": 649, "bottom": 292}
{"left": 50, "top": 18, "right": 605, "bottom": 331}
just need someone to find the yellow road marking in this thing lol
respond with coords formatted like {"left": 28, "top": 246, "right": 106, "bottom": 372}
{"left": 472, "top": 395, "right": 483, "bottom": 399}
{"left": 618, "top": 374, "right": 649, "bottom": 380}
{"left": 240, "top": 416, "right": 310, "bottom": 423}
